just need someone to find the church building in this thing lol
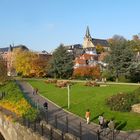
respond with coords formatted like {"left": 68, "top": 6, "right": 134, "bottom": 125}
{"left": 65, "top": 26, "right": 109, "bottom": 69}
{"left": 83, "top": 26, "right": 109, "bottom": 54}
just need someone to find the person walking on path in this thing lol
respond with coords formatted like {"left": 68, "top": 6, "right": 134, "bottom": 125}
{"left": 43, "top": 102, "right": 48, "bottom": 111}
{"left": 35, "top": 88, "right": 38, "bottom": 95}
{"left": 108, "top": 118, "right": 115, "bottom": 131}
{"left": 32, "top": 88, "right": 35, "bottom": 95}
{"left": 85, "top": 109, "right": 91, "bottom": 124}
{"left": 98, "top": 115, "right": 104, "bottom": 129}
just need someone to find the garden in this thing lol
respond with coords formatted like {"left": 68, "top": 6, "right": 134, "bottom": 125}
{"left": 28, "top": 79, "right": 140, "bottom": 131}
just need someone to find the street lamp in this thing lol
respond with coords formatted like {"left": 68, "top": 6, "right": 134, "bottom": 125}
{"left": 67, "top": 84, "right": 70, "bottom": 109}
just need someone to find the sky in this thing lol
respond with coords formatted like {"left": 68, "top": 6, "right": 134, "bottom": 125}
{"left": 0, "top": 0, "right": 140, "bottom": 52}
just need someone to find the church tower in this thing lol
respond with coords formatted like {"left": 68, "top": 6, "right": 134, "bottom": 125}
{"left": 83, "top": 26, "right": 95, "bottom": 49}
{"left": 85, "top": 26, "right": 91, "bottom": 38}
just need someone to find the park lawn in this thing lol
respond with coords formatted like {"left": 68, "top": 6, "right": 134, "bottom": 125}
{"left": 28, "top": 80, "right": 140, "bottom": 131}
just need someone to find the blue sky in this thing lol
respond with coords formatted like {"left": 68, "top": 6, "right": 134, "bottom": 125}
{"left": 0, "top": 0, "right": 140, "bottom": 52}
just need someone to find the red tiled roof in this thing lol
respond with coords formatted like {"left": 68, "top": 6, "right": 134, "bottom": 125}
{"left": 75, "top": 53, "right": 98, "bottom": 65}
{"left": 75, "top": 58, "right": 85, "bottom": 64}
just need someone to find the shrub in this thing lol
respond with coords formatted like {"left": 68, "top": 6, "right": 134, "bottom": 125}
{"left": 101, "top": 70, "right": 115, "bottom": 81}
{"left": 45, "top": 79, "right": 57, "bottom": 84}
{"left": 0, "top": 81, "right": 38, "bottom": 121}
{"left": 118, "top": 75, "right": 130, "bottom": 82}
{"left": 56, "top": 81, "right": 71, "bottom": 88}
{"left": 106, "top": 89, "right": 140, "bottom": 112}
{"left": 106, "top": 93, "right": 130, "bottom": 111}
{"left": 23, "top": 108, "right": 38, "bottom": 122}
{"left": 85, "top": 81, "right": 100, "bottom": 87}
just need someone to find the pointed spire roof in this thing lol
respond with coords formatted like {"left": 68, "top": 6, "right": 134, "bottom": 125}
{"left": 8, "top": 44, "right": 13, "bottom": 52}
{"left": 85, "top": 26, "right": 91, "bottom": 38}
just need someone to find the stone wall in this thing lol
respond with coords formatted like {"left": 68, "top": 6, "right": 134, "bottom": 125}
{"left": 0, "top": 112, "right": 47, "bottom": 140}
{"left": 0, "top": 112, "right": 78, "bottom": 140}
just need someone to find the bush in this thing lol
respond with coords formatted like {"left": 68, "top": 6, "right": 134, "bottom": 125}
{"left": 56, "top": 81, "right": 71, "bottom": 88}
{"left": 85, "top": 81, "right": 100, "bottom": 87}
{"left": 101, "top": 70, "right": 115, "bottom": 81}
{"left": 106, "top": 93, "right": 130, "bottom": 111}
{"left": 23, "top": 108, "right": 39, "bottom": 122}
{"left": 0, "top": 81, "right": 38, "bottom": 121}
{"left": 118, "top": 75, "right": 130, "bottom": 82}
{"left": 45, "top": 79, "right": 57, "bottom": 84}
{"left": 106, "top": 89, "right": 140, "bottom": 112}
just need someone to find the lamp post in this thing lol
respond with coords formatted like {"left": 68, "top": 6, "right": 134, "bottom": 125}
{"left": 67, "top": 84, "right": 70, "bottom": 109}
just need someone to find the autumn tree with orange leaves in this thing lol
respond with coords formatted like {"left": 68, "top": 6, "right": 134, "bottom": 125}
{"left": 13, "top": 49, "right": 50, "bottom": 77}
{"left": 73, "top": 66, "right": 101, "bottom": 79}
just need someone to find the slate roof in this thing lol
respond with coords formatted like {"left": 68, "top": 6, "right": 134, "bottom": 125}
{"left": 92, "top": 38, "right": 109, "bottom": 47}
{"left": 0, "top": 45, "right": 29, "bottom": 53}
{"left": 65, "top": 44, "right": 82, "bottom": 49}
{"left": 0, "top": 47, "right": 9, "bottom": 52}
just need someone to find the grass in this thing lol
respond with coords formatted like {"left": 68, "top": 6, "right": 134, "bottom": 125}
{"left": 0, "top": 81, "right": 38, "bottom": 121}
{"left": 28, "top": 80, "right": 140, "bottom": 131}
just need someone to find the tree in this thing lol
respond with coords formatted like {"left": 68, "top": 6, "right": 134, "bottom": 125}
{"left": 13, "top": 49, "right": 33, "bottom": 76}
{"left": 106, "top": 40, "right": 135, "bottom": 81}
{"left": 13, "top": 49, "right": 49, "bottom": 77}
{"left": 128, "top": 62, "right": 140, "bottom": 82}
{"left": 132, "top": 34, "right": 140, "bottom": 41}
{"left": 73, "top": 66, "right": 101, "bottom": 79}
{"left": 96, "top": 44, "right": 104, "bottom": 54}
{"left": 31, "top": 54, "right": 49, "bottom": 77}
{"left": 108, "top": 35, "right": 126, "bottom": 49}
{"left": 49, "top": 44, "right": 74, "bottom": 78}
{"left": 112, "top": 35, "right": 126, "bottom": 42}
{"left": 0, "top": 56, "right": 8, "bottom": 84}
{"left": 128, "top": 36, "right": 140, "bottom": 53}
{"left": 133, "top": 35, "right": 139, "bottom": 41}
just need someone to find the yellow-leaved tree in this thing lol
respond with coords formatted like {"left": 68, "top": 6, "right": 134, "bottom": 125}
{"left": 13, "top": 48, "right": 33, "bottom": 76}
{"left": 13, "top": 49, "right": 49, "bottom": 77}
{"left": 0, "top": 55, "right": 9, "bottom": 84}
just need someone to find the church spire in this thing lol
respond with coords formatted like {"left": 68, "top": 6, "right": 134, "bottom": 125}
{"left": 8, "top": 44, "right": 12, "bottom": 52}
{"left": 85, "top": 26, "right": 91, "bottom": 38}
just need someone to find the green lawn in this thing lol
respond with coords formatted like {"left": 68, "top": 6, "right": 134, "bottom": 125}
{"left": 28, "top": 80, "right": 140, "bottom": 131}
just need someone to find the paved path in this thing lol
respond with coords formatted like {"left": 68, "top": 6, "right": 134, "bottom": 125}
{"left": 16, "top": 80, "right": 140, "bottom": 140}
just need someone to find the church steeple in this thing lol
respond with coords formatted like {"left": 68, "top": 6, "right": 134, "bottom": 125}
{"left": 8, "top": 44, "right": 13, "bottom": 52}
{"left": 83, "top": 26, "right": 95, "bottom": 49}
{"left": 85, "top": 26, "right": 91, "bottom": 38}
